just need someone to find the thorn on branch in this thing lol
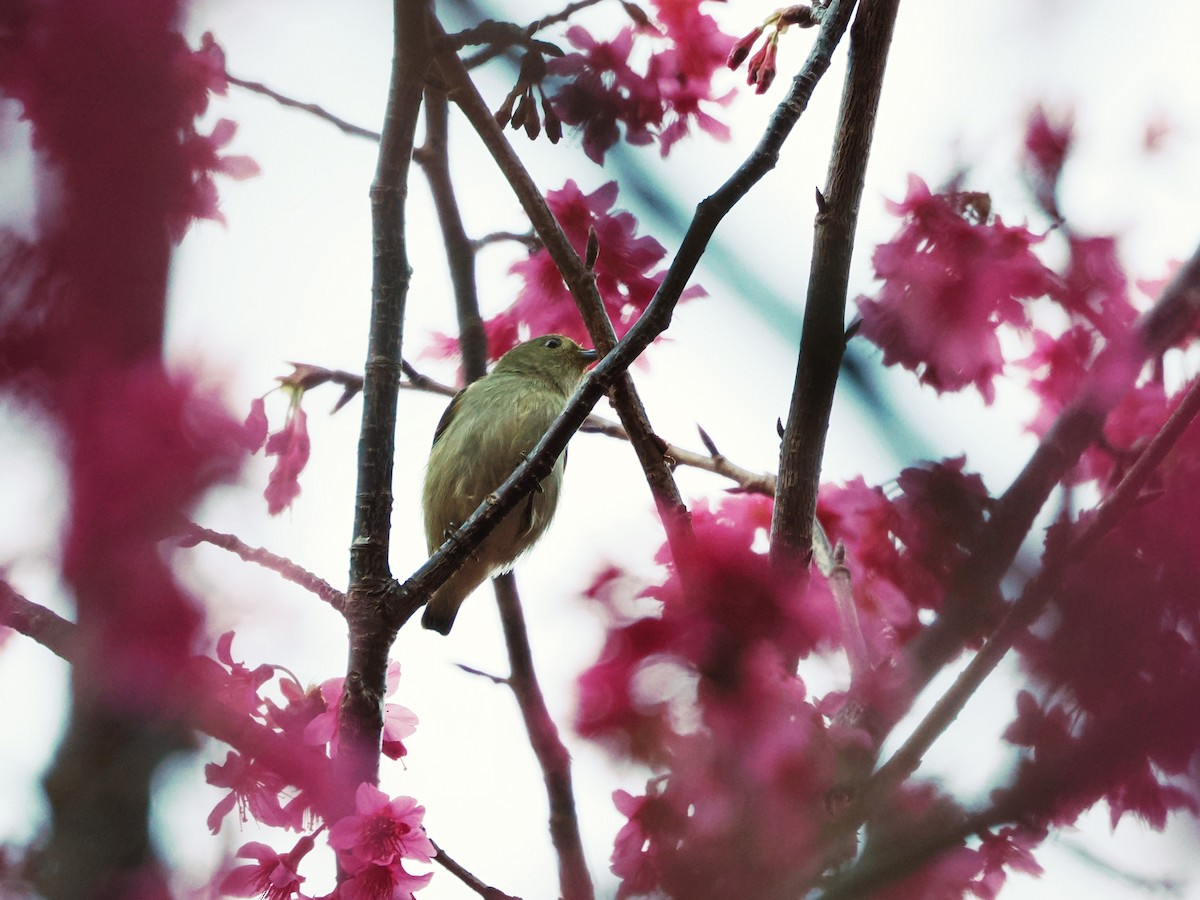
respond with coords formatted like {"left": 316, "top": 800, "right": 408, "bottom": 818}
{"left": 585, "top": 227, "right": 600, "bottom": 271}
{"left": 455, "top": 663, "right": 510, "bottom": 685}
{"left": 697, "top": 424, "right": 721, "bottom": 458}
{"left": 844, "top": 316, "right": 862, "bottom": 343}
{"left": 815, "top": 186, "right": 828, "bottom": 214}
{"left": 777, "top": 417, "right": 786, "bottom": 439}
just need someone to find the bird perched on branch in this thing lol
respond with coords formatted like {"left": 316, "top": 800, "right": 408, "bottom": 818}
{"left": 421, "top": 334, "right": 598, "bottom": 634}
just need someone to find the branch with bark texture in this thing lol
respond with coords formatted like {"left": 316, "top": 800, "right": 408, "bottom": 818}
{"left": 337, "top": 0, "right": 432, "bottom": 806}
{"left": 772, "top": 0, "right": 901, "bottom": 564}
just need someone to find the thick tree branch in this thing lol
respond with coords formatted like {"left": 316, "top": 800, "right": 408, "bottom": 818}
{"left": 772, "top": 0, "right": 900, "bottom": 564}
{"left": 338, "top": 0, "right": 432, "bottom": 803}
{"left": 494, "top": 574, "right": 593, "bottom": 900}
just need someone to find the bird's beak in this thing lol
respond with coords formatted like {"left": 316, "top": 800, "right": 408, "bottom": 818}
{"left": 579, "top": 348, "right": 600, "bottom": 365}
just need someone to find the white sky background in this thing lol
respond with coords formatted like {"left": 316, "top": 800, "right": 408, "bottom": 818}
{"left": 3, "top": 0, "right": 1200, "bottom": 897}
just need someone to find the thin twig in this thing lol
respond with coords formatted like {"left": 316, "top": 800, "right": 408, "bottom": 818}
{"left": 417, "top": 86, "right": 488, "bottom": 380}
{"left": 430, "top": 839, "right": 523, "bottom": 900}
{"left": 772, "top": 0, "right": 900, "bottom": 565}
{"left": 493, "top": 574, "right": 593, "bottom": 900}
{"left": 337, "top": 0, "right": 432, "bottom": 806}
{"left": 460, "top": 0, "right": 607, "bottom": 68}
{"left": 0, "top": 578, "right": 75, "bottom": 660}
{"left": 181, "top": 523, "right": 346, "bottom": 612}
{"left": 226, "top": 73, "right": 382, "bottom": 141}
{"left": 380, "top": 0, "right": 859, "bottom": 629}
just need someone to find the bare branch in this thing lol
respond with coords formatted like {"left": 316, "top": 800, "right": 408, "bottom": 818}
{"left": 338, "top": 0, "right": 433, "bottom": 804}
{"left": 0, "top": 579, "right": 75, "bottom": 661}
{"left": 493, "top": 574, "right": 593, "bottom": 900}
{"left": 181, "top": 523, "right": 346, "bottom": 613}
{"left": 430, "top": 839, "right": 523, "bottom": 900}
{"left": 226, "top": 73, "right": 381, "bottom": 141}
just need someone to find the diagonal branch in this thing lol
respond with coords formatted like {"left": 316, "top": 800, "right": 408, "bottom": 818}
{"left": 0, "top": 578, "right": 75, "bottom": 661}
{"left": 226, "top": 73, "right": 382, "bottom": 141}
{"left": 181, "top": 523, "right": 346, "bottom": 612}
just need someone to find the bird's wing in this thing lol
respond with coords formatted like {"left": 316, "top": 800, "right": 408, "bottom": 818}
{"left": 431, "top": 389, "right": 466, "bottom": 448}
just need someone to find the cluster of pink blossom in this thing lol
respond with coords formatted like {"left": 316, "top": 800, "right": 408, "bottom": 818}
{"left": 200, "top": 635, "right": 432, "bottom": 898}
{"left": 430, "top": 179, "right": 703, "bottom": 362}
{"left": 579, "top": 472, "right": 1045, "bottom": 897}
{"left": 575, "top": 105, "right": 1200, "bottom": 896}
{"left": 545, "top": 0, "right": 734, "bottom": 162}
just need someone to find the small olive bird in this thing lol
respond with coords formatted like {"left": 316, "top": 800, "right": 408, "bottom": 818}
{"left": 421, "top": 334, "right": 598, "bottom": 634}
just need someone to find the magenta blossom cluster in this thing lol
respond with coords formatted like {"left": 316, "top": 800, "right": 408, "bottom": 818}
{"left": 545, "top": 0, "right": 735, "bottom": 162}
{"left": 430, "top": 179, "right": 704, "bottom": 363}
{"left": 198, "top": 635, "right": 432, "bottom": 898}
{"left": 855, "top": 174, "right": 1061, "bottom": 402}
{"left": 578, "top": 470, "right": 1027, "bottom": 898}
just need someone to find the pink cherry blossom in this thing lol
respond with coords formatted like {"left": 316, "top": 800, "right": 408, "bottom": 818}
{"left": 328, "top": 783, "right": 435, "bottom": 868}
{"left": 204, "top": 751, "right": 289, "bottom": 834}
{"left": 304, "top": 662, "right": 417, "bottom": 761}
{"left": 335, "top": 860, "right": 433, "bottom": 900}
{"left": 431, "top": 180, "right": 703, "bottom": 362}
{"left": 263, "top": 406, "right": 311, "bottom": 515}
{"left": 219, "top": 837, "right": 313, "bottom": 900}
{"left": 856, "top": 175, "right": 1059, "bottom": 401}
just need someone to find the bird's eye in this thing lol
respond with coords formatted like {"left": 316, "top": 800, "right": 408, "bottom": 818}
{"left": 545, "top": 337, "right": 562, "bottom": 349}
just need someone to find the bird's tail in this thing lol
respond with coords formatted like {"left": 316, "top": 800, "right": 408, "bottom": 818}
{"left": 421, "top": 555, "right": 491, "bottom": 635}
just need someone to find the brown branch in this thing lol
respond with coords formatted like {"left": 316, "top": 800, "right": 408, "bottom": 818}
{"left": 493, "top": 574, "right": 593, "bottom": 900}
{"left": 772, "top": 0, "right": 900, "bottom": 565}
{"left": 430, "top": 839, "right": 523, "bottom": 900}
{"left": 226, "top": 73, "right": 382, "bottom": 141}
{"left": 904, "top": 244, "right": 1200, "bottom": 698}
{"left": 416, "top": 86, "right": 488, "bottom": 381}
{"left": 338, "top": 0, "right": 432, "bottom": 805}
{"left": 460, "top": 0, "right": 607, "bottom": 69}
{"left": 181, "top": 523, "right": 346, "bottom": 613}
{"left": 432, "top": 20, "right": 695, "bottom": 567}
{"left": 380, "top": 0, "right": 859, "bottom": 629}
{"left": 0, "top": 578, "right": 76, "bottom": 661}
